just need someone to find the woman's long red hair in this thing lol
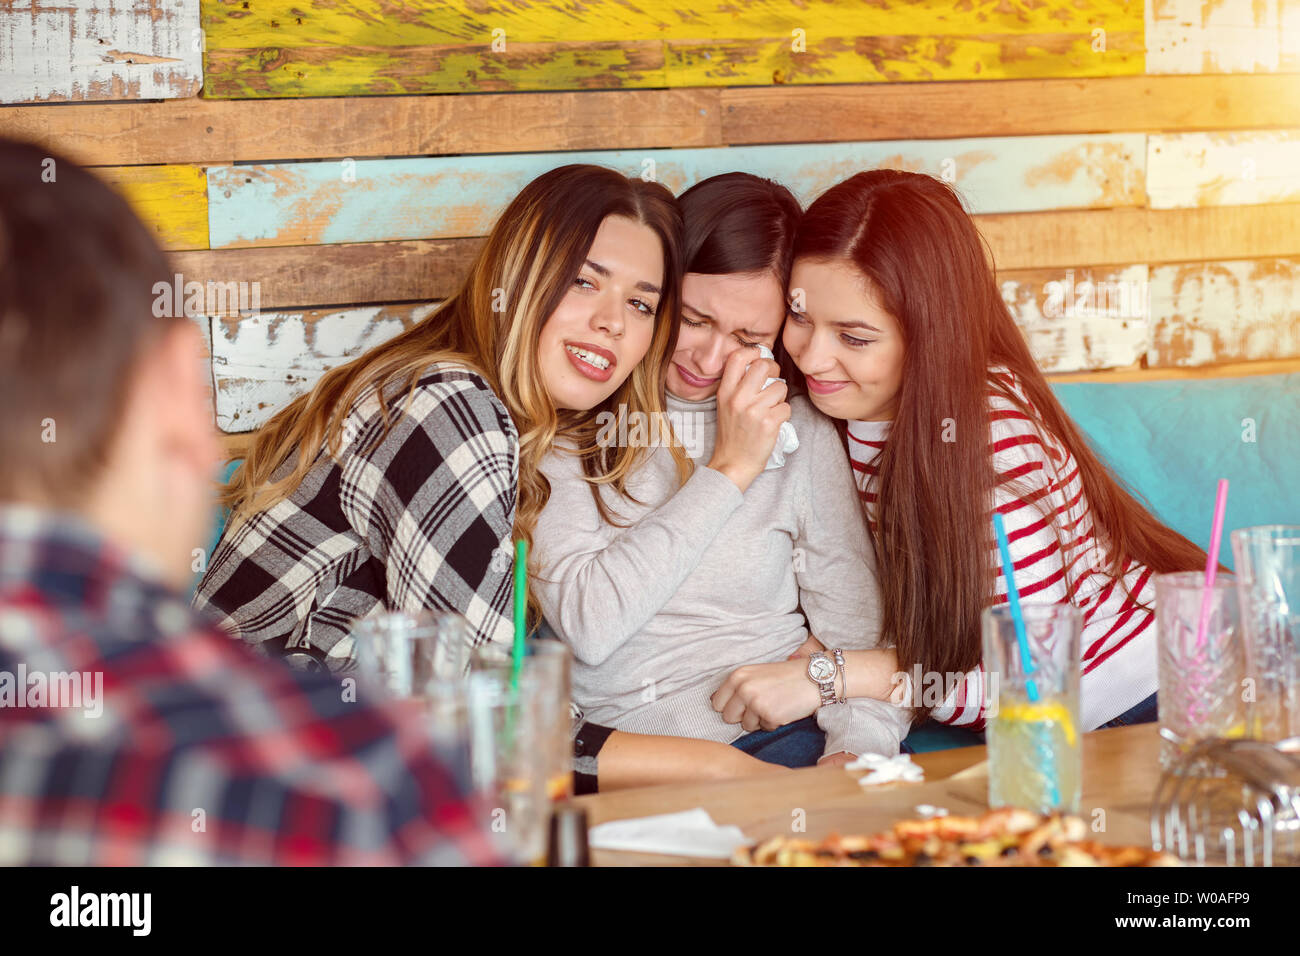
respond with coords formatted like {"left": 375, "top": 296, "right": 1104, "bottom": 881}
{"left": 793, "top": 170, "right": 1207, "bottom": 693}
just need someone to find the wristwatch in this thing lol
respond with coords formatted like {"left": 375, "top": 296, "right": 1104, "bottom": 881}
{"left": 806, "top": 651, "right": 838, "bottom": 706}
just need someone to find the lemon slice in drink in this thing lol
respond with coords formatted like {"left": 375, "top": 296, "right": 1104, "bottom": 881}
{"left": 997, "top": 700, "right": 1078, "bottom": 747}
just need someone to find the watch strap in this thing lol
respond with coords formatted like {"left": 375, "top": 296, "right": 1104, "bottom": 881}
{"left": 807, "top": 651, "right": 837, "bottom": 706}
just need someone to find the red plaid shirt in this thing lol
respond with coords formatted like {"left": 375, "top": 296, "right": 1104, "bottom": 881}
{"left": 0, "top": 504, "right": 503, "bottom": 866}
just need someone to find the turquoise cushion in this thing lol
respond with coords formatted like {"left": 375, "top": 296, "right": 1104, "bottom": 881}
{"left": 1051, "top": 372, "right": 1300, "bottom": 571}
{"left": 903, "top": 372, "right": 1299, "bottom": 751}
{"left": 192, "top": 458, "right": 242, "bottom": 597}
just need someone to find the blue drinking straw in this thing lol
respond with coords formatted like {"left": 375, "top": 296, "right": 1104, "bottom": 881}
{"left": 993, "top": 511, "right": 1060, "bottom": 807}
{"left": 993, "top": 511, "right": 1040, "bottom": 703}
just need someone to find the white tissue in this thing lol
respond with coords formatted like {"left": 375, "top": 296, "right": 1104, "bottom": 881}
{"left": 844, "top": 752, "right": 926, "bottom": 786}
{"left": 749, "top": 344, "right": 799, "bottom": 470}
{"left": 587, "top": 808, "right": 750, "bottom": 859}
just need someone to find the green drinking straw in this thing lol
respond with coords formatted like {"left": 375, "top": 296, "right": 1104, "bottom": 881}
{"left": 993, "top": 511, "right": 1060, "bottom": 808}
{"left": 511, "top": 539, "right": 527, "bottom": 692}
{"left": 501, "top": 539, "right": 528, "bottom": 748}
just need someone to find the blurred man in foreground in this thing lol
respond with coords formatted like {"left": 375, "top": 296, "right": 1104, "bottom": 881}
{"left": 0, "top": 136, "right": 499, "bottom": 865}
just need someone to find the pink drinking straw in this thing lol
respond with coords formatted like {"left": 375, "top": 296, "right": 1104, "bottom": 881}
{"left": 1195, "top": 479, "right": 1230, "bottom": 649}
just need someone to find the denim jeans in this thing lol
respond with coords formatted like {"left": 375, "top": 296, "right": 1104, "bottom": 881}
{"left": 1100, "top": 691, "right": 1158, "bottom": 728}
{"left": 730, "top": 716, "right": 825, "bottom": 768}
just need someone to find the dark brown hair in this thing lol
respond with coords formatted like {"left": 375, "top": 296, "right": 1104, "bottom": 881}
{"left": 677, "top": 171, "right": 803, "bottom": 383}
{"left": 0, "top": 136, "right": 181, "bottom": 505}
{"left": 794, "top": 169, "right": 1207, "bottom": 697}
{"left": 679, "top": 172, "right": 801, "bottom": 282}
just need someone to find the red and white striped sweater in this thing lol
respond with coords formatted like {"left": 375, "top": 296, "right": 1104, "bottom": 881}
{"left": 845, "top": 368, "right": 1157, "bottom": 731}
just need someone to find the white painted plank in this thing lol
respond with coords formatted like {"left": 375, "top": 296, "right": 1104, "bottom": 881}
{"left": 210, "top": 303, "right": 438, "bottom": 432}
{"left": 1146, "top": 0, "right": 1287, "bottom": 73}
{"left": 1148, "top": 258, "right": 1300, "bottom": 366}
{"left": 1148, "top": 131, "right": 1300, "bottom": 208}
{"left": 0, "top": 0, "right": 202, "bottom": 104}
{"left": 1000, "top": 265, "right": 1151, "bottom": 372}
{"left": 1282, "top": 0, "right": 1300, "bottom": 70}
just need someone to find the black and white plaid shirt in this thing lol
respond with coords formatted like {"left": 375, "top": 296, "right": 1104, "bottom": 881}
{"left": 194, "top": 363, "right": 519, "bottom": 671}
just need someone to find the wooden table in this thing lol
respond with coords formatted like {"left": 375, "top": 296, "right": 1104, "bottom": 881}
{"left": 574, "top": 723, "right": 1164, "bottom": 866}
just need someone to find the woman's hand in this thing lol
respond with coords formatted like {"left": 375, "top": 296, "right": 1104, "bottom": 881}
{"left": 711, "top": 658, "right": 820, "bottom": 732}
{"left": 707, "top": 348, "right": 791, "bottom": 494}
{"left": 817, "top": 751, "right": 855, "bottom": 767}
{"left": 787, "top": 633, "right": 826, "bottom": 660}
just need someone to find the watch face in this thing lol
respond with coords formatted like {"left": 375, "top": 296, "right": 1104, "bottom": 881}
{"left": 808, "top": 656, "right": 835, "bottom": 682}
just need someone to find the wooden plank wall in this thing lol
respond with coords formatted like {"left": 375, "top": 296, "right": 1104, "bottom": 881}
{"left": 1, "top": 0, "right": 1297, "bottom": 457}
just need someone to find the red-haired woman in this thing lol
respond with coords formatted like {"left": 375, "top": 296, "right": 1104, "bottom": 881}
{"left": 710, "top": 170, "right": 1207, "bottom": 741}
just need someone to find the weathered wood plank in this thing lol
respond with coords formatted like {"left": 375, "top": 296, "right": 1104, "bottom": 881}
{"left": 205, "top": 293, "right": 1300, "bottom": 439}
{"left": 998, "top": 265, "right": 1151, "bottom": 373}
{"left": 6, "top": 74, "right": 1299, "bottom": 167}
{"left": 0, "top": 0, "right": 202, "bottom": 104}
{"left": 168, "top": 238, "right": 483, "bottom": 314}
{"left": 200, "top": 0, "right": 1142, "bottom": 97}
{"left": 665, "top": 32, "right": 1140, "bottom": 87}
{"left": 1148, "top": 258, "right": 1300, "bottom": 367}
{"left": 96, "top": 164, "right": 208, "bottom": 251}
{"left": 206, "top": 134, "right": 1145, "bottom": 249}
{"left": 1284, "top": 1, "right": 1300, "bottom": 71}
{"left": 202, "top": 34, "right": 1140, "bottom": 98}
{"left": 978, "top": 204, "right": 1300, "bottom": 270}
{"left": 1047, "top": 357, "right": 1300, "bottom": 383}
{"left": 218, "top": 357, "right": 1300, "bottom": 453}
{"left": 1146, "top": 0, "right": 1297, "bottom": 74}
{"left": 202, "top": 0, "right": 1141, "bottom": 46}
{"left": 209, "top": 303, "right": 437, "bottom": 432}
{"left": 203, "top": 40, "right": 669, "bottom": 97}
{"left": 169, "top": 204, "right": 1300, "bottom": 315}
{"left": 204, "top": 264, "right": 1154, "bottom": 431}
{"left": 720, "top": 75, "right": 1300, "bottom": 145}
{"left": 1147, "top": 132, "right": 1300, "bottom": 208}
{"left": 0, "top": 89, "right": 722, "bottom": 166}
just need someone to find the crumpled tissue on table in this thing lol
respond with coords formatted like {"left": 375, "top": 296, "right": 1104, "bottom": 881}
{"left": 845, "top": 752, "right": 925, "bottom": 786}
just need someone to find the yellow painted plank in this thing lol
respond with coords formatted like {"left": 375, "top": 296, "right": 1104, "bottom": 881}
{"left": 200, "top": 0, "right": 1143, "bottom": 96}
{"left": 203, "top": 42, "right": 667, "bottom": 97}
{"left": 666, "top": 32, "right": 1142, "bottom": 86}
{"left": 202, "top": 0, "right": 1142, "bottom": 46}
{"left": 204, "top": 33, "right": 1141, "bottom": 97}
{"left": 94, "top": 165, "right": 209, "bottom": 252}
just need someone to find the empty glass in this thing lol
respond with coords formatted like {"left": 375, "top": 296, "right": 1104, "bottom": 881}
{"left": 1155, "top": 572, "right": 1246, "bottom": 772}
{"left": 351, "top": 609, "right": 471, "bottom": 701}
{"left": 1232, "top": 526, "right": 1300, "bottom": 742}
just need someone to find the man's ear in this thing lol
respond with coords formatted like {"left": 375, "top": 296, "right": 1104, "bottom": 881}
{"left": 144, "top": 320, "right": 219, "bottom": 475}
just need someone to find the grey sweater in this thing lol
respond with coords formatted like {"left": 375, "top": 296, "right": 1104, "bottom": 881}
{"left": 531, "top": 392, "right": 911, "bottom": 759}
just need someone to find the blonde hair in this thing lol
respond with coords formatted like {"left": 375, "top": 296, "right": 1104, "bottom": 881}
{"left": 219, "top": 165, "right": 691, "bottom": 598}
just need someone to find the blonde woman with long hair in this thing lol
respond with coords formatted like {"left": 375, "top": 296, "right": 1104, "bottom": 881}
{"left": 194, "top": 164, "right": 688, "bottom": 670}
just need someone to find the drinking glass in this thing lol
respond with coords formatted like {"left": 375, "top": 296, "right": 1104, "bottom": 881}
{"left": 467, "top": 641, "right": 573, "bottom": 864}
{"left": 1155, "top": 572, "right": 1246, "bottom": 772}
{"left": 1231, "top": 526, "right": 1300, "bottom": 742}
{"left": 983, "top": 604, "right": 1082, "bottom": 814}
{"left": 351, "top": 609, "right": 470, "bottom": 700}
